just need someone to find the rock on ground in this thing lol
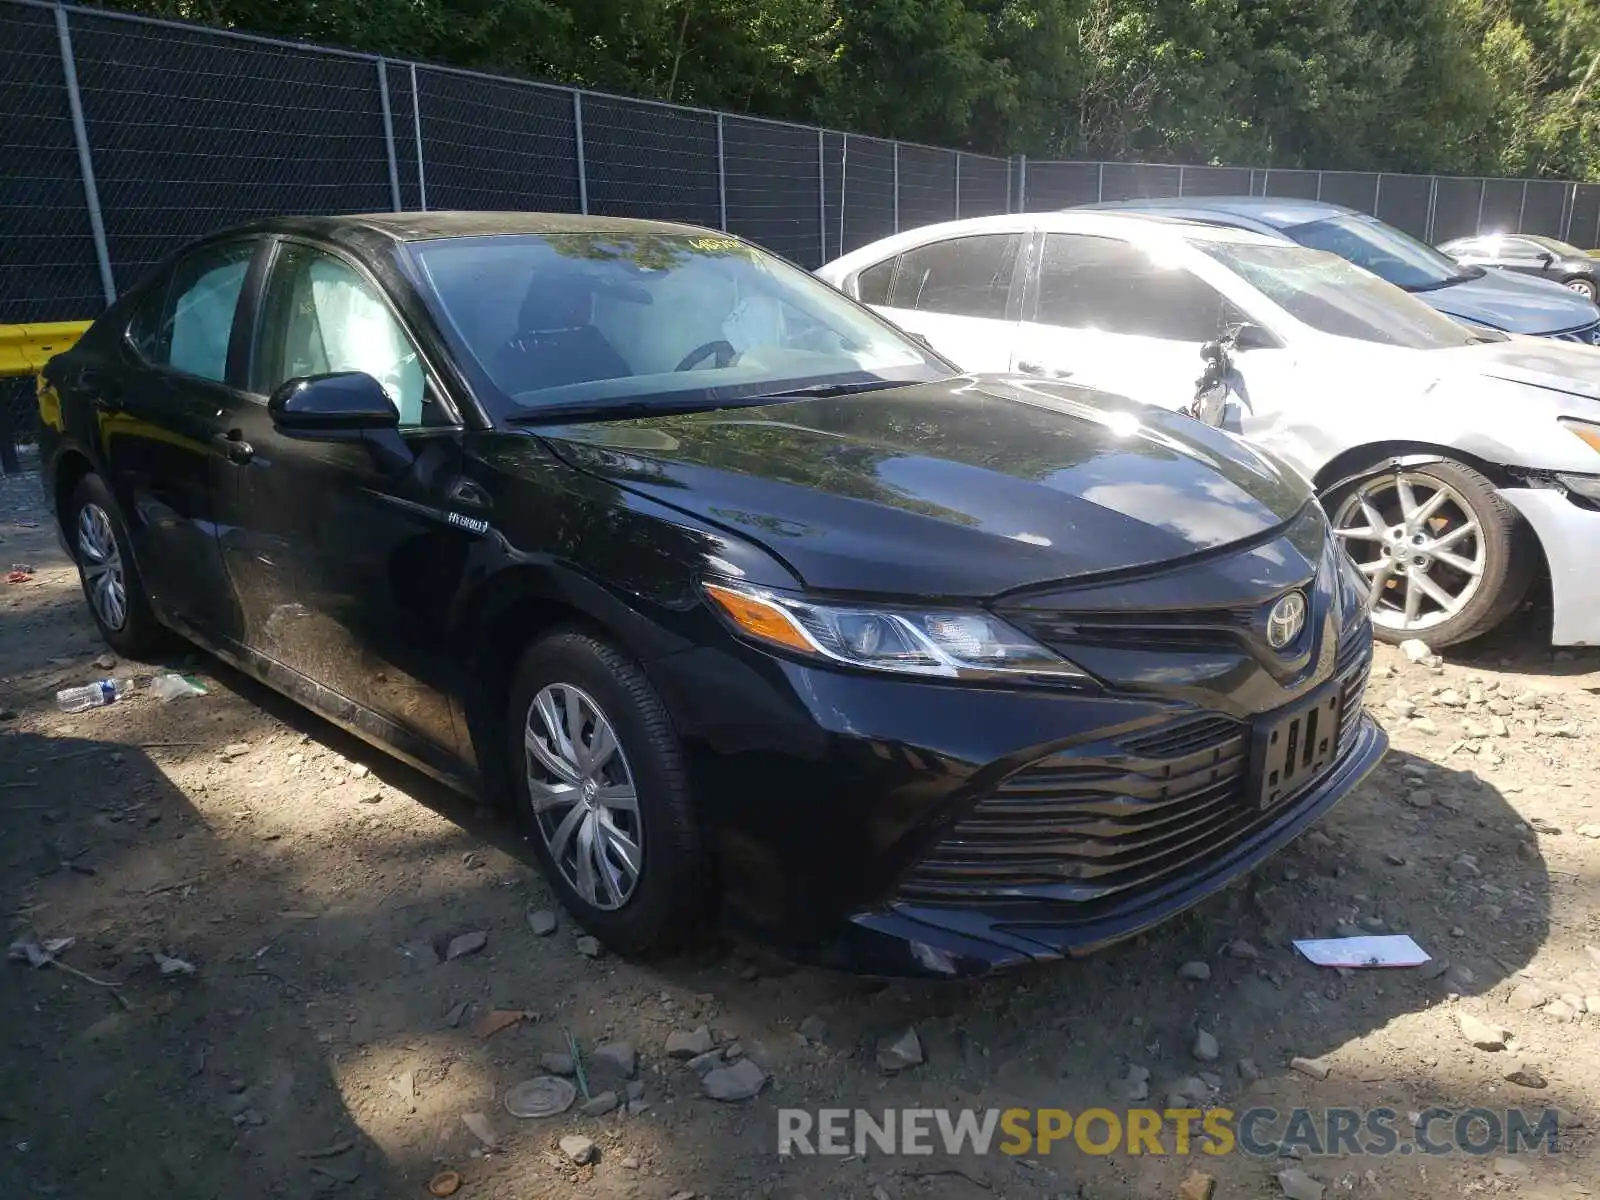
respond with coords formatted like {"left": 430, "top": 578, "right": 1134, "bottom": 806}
{"left": 701, "top": 1057, "right": 767, "bottom": 1101}
{"left": 876, "top": 1027, "right": 924, "bottom": 1072}
{"left": 559, "top": 1134, "right": 597, "bottom": 1165}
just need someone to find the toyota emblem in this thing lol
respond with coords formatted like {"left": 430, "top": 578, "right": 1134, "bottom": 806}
{"left": 1267, "top": 591, "right": 1307, "bottom": 649}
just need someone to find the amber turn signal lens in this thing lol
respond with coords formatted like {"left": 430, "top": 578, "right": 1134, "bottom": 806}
{"left": 702, "top": 583, "right": 815, "bottom": 654}
{"left": 1561, "top": 418, "right": 1600, "bottom": 455}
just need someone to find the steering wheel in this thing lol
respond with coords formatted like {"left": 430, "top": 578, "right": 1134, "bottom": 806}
{"left": 675, "top": 340, "right": 740, "bottom": 372}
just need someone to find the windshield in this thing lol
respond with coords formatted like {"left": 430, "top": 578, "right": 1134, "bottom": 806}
{"left": 1197, "top": 241, "right": 1481, "bottom": 349}
{"left": 406, "top": 232, "right": 945, "bottom": 418}
{"left": 1528, "top": 235, "right": 1587, "bottom": 258}
{"left": 1283, "top": 213, "right": 1474, "bottom": 291}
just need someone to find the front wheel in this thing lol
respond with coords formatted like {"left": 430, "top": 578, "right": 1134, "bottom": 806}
{"left": 506, "top": 629, "right": 706, "bottom": 955}
{"left": 1327, "top": 459, "right": 1535, "bottom": 648}
{"left": 1562, "top": 277, "right": 1598, "bottom": 302}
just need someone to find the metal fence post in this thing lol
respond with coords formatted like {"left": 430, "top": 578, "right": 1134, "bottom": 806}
{"left": 1176, "top": 164, "right": 1185, "bottom": 197}
{"left": 954, "top": 151, "right": 961, "bottom": 218}
{"left": 1018, "top": 154, "right": 1027, "bottom": 212}
{"left": 1372, "top": 174, "right": 1382, "bottom": 219}
{"left": 1315, "top": 171, "right": 1324, "bottom": 202}
{"left": 377, "top": 59, "right": 402, "bottom": 211}
{"left": 817, "top": 128, "right": 826, "bottom": 263}
{"left": 56, "top": 5, "right": 114, "bottom": 307}
{"left": 715, "top": 113, "right": 728, "bottom": 231}
{"left": 1561, "top": 183, "right": 1575, "bottom": 242}
{"left": 1005, "top": 154, "right": 1013, "bottom": 214}
{"left": 1517, "top": 180, "right": 1528, "bottom": 232}
{"left": 573, "top": 91, "right": 589, "bottom": 215}
{"left": 1425, "top": 176, "right": 1438, "bottom": 242}
{"left": 1096, "top": 162, "right": 1104, "bottom": 203}
{"left": 838, "top": 135, "right": 847, "bottom": 251}
{"left": 410, "top": 63, "right": 427, "bottom": 211}
{"left": 892, "top": 142, "right": 900, "bottom": 233}
{"left": 1476, "top": 180, "right": 1486, "bottom": 233}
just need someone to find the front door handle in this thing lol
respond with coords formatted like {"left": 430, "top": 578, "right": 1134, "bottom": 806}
{"left": 211, "top": 430, "right": 254, "bottom": 464}
{"left": 1017, "top": 360, "right": 1072, "bottom": 379}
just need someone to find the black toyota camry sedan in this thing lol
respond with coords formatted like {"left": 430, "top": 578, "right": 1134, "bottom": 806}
{"left": 37, "top": 212, "right": 1385, "bottom": 977}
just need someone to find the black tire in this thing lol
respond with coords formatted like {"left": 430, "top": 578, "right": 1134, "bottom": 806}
{"left": 66, "top": 473, "right": 170, "bottom": 659}
{"left": 1562, "top": 276, "right": 1598, "bottom": 303}
{"left": 506, "top": 628, "right": 706, "bottom": 955}
{"left": 1325, "top": 458, "right": 1535, "bottom": 649}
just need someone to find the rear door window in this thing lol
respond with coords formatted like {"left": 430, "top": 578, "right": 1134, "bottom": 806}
{"left": 1036, "top": 233, "right": 1232, "bottom": 341}
{"left": 886, "top": 234, "right": 1021, "bottom": 319}
{"left": 130, "top": 241, "right": 255, "bottom": 383}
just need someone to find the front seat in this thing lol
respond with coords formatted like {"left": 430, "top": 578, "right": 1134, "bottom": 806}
{"left": 491, "top": 282, "right": 632, "bottom": 395}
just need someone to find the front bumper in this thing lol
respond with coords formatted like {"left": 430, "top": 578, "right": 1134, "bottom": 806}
{"left": 653, "top": 623, "right": 1385, "bottom": 979}
{"left": 824, "top": 713, "right": 1385, "bottom": 977}
{"left": 1501, "top": 486, "right": 1600, "bottom": 646}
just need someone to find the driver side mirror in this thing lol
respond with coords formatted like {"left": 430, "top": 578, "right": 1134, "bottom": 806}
{"left": 269, "top": 372, "right": 399, "bottom": 434}
{"left": 1537, "top": 251, "right": 1556, "bottom": 268}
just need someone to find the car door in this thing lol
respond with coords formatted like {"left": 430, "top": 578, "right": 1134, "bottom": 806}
{"left": 1480, "top": 236, "right": 1552, "bottom": 279}
{"left": 854, "top": 232, "right": 1024, "bottom": 372}
{"left": 87, "top": 237, "right": 263, "bottom": 636}
{"left": 211, "top": 236, "right": 477, "bottom": 759}
{"left": 1011, "top": 232, "right": 1246, "bottom": 410}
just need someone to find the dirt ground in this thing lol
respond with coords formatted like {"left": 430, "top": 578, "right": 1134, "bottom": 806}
{"left": 2, "top": 465, "right": 1598, "bottom": 1200}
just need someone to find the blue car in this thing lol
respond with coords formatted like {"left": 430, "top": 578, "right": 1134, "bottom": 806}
{"left": 1086, "top": 196, "right": 1600, "bottom": 343}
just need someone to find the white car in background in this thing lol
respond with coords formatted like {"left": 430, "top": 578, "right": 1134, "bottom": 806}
{"left": 818, "top": 212, "right": 1600, "bottom": 650}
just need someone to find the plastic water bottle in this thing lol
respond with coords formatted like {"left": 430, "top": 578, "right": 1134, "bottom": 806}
{"left": 55, "top": 677, "right": 135, "bottom": 713}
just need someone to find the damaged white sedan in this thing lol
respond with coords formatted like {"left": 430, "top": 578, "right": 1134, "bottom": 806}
{"left": 819, "top": 212, "right": 1600, "bottom": 649}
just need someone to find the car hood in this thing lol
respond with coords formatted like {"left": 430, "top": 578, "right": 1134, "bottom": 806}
{"left": 1424, "top": 268, "right": 1600, "bottom": 335}
{"left": 1434, "top": 337, "right": 1600, "bottom": 404}
{"left": 534, "top": 376, "right": 1311, "bottom": 597}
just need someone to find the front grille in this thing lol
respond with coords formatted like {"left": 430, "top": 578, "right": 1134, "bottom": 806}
{"left": 1552, "top": 320, "right": 1600, "bottom": 347}
{"left": 898, "top": 647, "right": 1374, "bottom": 908}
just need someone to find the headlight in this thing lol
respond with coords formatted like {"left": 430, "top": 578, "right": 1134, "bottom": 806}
{"left": 702, "top": 582, "right": 1089, "bottom": 682}
{"left": 1554, "top": 472, "right": 1600, "bottom": 502}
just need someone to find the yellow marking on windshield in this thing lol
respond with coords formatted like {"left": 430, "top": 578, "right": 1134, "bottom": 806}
{"left": 688, "top": 236, "right": 744, "bottom": 252}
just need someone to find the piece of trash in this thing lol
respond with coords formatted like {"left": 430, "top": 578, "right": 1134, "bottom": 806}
{"left": 154, "top": 951, "right": 196, "bottom": 976}
{"left": 6, "top": 568, "right": 34, "bottom": 584}
{"left": 474, "top": 1008, "right": 533, "bottom": 1039}
{"left": 503, "top": 1075, "right": 576, "bottom": 1119}
{"left": 278, "top": 910, "right": 318, "bottom": 921}
{"left": 389, "top": 1071, "right": 415, "bottom": 1111}
{"left": 428, "top": 1171, "right": 462, "bottom": 1197}
{"left": 459, "top": 1111, "right": 498, "bottom": 1148}
{"left": 55, "top": 678, "right": 134, "bottom": 712}
{"left": 445, "top": 1000, "right": 469, "bottom": 1028}
{"left": 9, "top": 936, "right": 74, "bottom": 967}
{"left": 1292, "top": 934, "right": 1429, "bottom": 969}
{"left": 149, "top": 674, "right": 208, "bottom": 702}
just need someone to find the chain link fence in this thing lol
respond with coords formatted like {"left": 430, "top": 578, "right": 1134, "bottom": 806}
{"left": 4, "top": 0, "right": 1600, "bottom": 473}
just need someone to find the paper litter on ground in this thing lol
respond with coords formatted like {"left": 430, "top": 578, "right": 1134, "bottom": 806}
{"left": 1292, "top": 934, "right": 1431, "bottom": 968}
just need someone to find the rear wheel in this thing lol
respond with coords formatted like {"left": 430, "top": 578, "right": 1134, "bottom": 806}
{"left": 67, "top": 473, "right": 168, "bottom": 658}
{"left": 506, "top": 629, "right": 706, "bottom": 954}
{"left": 1328, "top": 459, "right": 1534, "bottom": 648}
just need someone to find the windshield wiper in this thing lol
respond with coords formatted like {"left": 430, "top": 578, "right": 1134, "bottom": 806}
{"left": 743, "top": 378, "right": 930, "bottom": 401}
{"left": 504, "top": 394, "right": 780, "bottom": 425}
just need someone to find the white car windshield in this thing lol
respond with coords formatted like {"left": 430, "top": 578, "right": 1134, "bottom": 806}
{"left": 407, "top": 232, "right": 944, "bottom": 418}
{"left": 1281, "top": 212, "right": 1475, "bottom": 291}
{"left": 1197, "top": 241, "right": 1482, "bottom": 350}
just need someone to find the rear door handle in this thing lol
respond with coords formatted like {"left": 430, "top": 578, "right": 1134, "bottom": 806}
{"left": 211, "top": 430, "right": 254, "bottom": 464}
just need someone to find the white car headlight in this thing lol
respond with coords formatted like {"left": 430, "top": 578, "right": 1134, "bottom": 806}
{"left": 703, "top": 582, "right": 1089, "bottom": 682}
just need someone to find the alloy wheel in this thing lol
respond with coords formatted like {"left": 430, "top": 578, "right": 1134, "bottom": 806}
{"left": 1332, "top": 472, "right": 1487, "bottom": 635}
{"left": 1564, "top": 279, "right": 1595, "bottom": 296}
{"left": 77, "top": 502, "right": 127, "bottom": 632}
{"left": 523, "top": 682, "right": 642, "bottom": 910}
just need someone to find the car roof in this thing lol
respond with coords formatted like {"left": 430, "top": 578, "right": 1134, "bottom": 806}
{"left": 217, "top": 211, "right": 715, "bottom": 244}
{"left": 818, "top": 210, "right": 1284, "bottom": 274}
{"left": 1084, "top": 195, "right": 1358, "bottom": 230}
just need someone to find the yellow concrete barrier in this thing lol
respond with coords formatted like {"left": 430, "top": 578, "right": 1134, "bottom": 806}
{"left": 0, "top": 320, "right": 91, "bottom": 379}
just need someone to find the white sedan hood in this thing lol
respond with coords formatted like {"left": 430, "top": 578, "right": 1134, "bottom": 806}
{"left": 1435, "top": 337, "right": 1600, "bottom": 405}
